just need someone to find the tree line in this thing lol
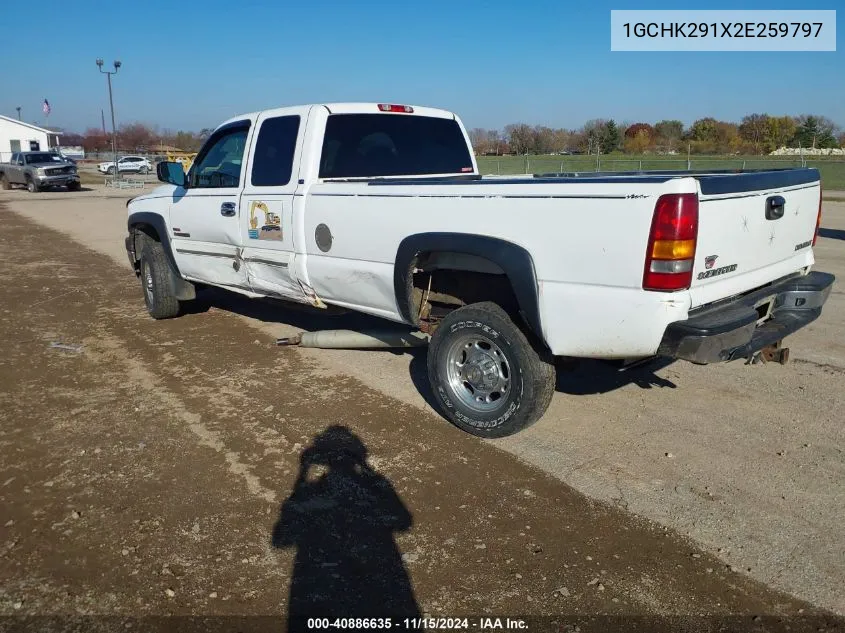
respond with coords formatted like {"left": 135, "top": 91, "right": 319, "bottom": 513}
{"left": 58, "top": 123, "right": 213, "bottom": 154}
{"left": 54, "top": 113, "right": 843, "bottom": 156}
{"left": 470, "top": 114, "right": 844, "bottom": 156}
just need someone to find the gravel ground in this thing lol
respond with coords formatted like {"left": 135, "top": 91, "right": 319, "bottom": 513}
{"left": 1, "top": 185, "right": 843, "bottom": 630}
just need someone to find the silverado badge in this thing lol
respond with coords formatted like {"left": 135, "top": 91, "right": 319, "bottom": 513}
{"left": 704, "top": 255, "right": 718, "bottom": 269}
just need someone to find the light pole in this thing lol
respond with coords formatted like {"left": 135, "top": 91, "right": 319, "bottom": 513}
{"left": 15, "top": 107, "right": 21, "bottom": 120}
{"left": 96, "top": 58, "right": 121, "bottom": 179}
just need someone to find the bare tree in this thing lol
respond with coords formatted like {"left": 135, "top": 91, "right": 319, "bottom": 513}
{"left": 532, "top": 126, "right": 555, "bottom": 154}
{"left": 654, "top": 120, "right": 683, "bottom": 152}
{"left": 551, "top": 129, "right": 571, "bottom": 153}
{"left": 118, "top": 122, "right": 156, "bottom": 152}
{"left": 581, "top": 119, "right": 608, "bottom": 155}
{"left": 738, "top": 114, "right": 770, "bottom": 154}
{"left": 505, "top": 124, "right": 535, "bottom": 155}
{"left": 82, "top": 127, "right": 110, "bottom": 152}
{"left": 486, "top": 129, "right": 503, "bottom": 155}
{"left": 468, "top": 128, "right": 489, "bottom": 154}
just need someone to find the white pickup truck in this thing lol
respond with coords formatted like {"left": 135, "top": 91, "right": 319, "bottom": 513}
{"left": 125, "top": 102, "right": 834, "bottom": 437}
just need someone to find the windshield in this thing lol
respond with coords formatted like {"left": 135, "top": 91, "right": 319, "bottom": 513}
{"left": 25, "top": 153, "right": 63, "bottom": 164}
{"left": 319, "top": 114, "right": 474, "bottom": 178}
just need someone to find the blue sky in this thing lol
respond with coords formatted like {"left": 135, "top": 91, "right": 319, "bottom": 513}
{"left": 2, "top": 0, "right": 842, "bottom": 133}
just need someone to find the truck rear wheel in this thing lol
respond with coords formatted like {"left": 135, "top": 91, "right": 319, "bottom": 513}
{"left": 139, "top": 242, "right": 181, "bottom": 319}
{"left": 0, "top": 175, "right": 9, "bottom": 190}
{"left": 427, "top": 302, "right": 556, "bottom": 438}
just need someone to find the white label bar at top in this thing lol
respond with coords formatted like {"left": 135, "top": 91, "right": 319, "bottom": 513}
{"left": 611, "top": 10, "right": 836, "bottom": 52}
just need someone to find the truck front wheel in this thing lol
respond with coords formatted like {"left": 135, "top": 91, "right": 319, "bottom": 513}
{"left": 139, "top": 242, "right": 181, "bottom": 319}
{"left": 26, "top": 177, "right": 39, "bottom": 193}
{"left": 427, "top": 302, "right": 556, "bottom": 438}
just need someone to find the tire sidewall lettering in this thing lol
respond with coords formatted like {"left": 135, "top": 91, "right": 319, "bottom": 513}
{"left": 436, "top": 320, "right": 520, "bottom": 430}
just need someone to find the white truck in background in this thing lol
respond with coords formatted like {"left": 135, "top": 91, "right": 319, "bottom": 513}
{"left": 124, "top": 103, "right": 834, "bottom": 437}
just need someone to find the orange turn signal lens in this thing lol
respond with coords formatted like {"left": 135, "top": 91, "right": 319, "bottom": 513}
{"left": 651, "top": 239, "right": 696, "bottom": 260}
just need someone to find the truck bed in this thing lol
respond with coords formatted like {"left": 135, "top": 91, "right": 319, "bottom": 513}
{"left": 342, "top": 167, "right": 819, "bottom": 196}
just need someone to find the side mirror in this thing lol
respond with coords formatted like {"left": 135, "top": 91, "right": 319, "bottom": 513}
{"left": 157, "top": 161, "right": 187, "bottom": 187}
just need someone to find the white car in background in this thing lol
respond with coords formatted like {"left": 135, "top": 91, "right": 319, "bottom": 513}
{"left": 98, "top": 156, "right": 152, "bottom": 175}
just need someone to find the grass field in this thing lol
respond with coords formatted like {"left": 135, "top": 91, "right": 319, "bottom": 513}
{"left": 476, "top": 154, "right": 845, "bottom": 191}
{"left": 78, "top": 155, "right": 845, "bottom": 192}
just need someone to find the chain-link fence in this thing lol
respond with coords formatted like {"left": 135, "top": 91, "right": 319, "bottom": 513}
{"left": 475, "top": 156, "right": 845, "bottom": 189}
{"left": 78, "top": 151, "right": 168, "bottom": 162}
{"left": 0, "top": 150, "right": 169, "bottom": 164}
{"left": 475, "top": 156, "right": 822, "bottom": 175}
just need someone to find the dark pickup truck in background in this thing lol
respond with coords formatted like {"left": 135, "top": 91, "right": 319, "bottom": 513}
{"left": 0, "top": 151, "right": 81, "bottom": 192}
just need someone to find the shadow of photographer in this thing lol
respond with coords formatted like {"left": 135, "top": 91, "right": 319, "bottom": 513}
{"left": 272, "top": 426, "right": 421, "bottom": 630}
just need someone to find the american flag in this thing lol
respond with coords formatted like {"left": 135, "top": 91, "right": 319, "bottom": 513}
{"left": 42, "top": 99, "right": 51, "bottom": 116}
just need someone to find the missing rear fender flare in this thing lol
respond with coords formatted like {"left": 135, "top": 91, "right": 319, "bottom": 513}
{"left": 410, "top": 267, "right": 545, "bottom": 347}
{"left": 393, "top": 234, "right": 544, "bottom": 336}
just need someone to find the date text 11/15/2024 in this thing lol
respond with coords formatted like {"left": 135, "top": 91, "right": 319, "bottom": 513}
{"left": 305, "top": 617, "right": 529, "bottom": 630}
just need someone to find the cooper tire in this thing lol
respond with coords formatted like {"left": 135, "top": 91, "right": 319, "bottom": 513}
{"left": 139, "top": 242, "right": 181, "bottom": 319}
{"left": 427, "top": 302, "right": 555, "bottom": 438}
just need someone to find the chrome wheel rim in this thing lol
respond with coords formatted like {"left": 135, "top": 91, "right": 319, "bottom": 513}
{"left": 444, "top": 333, "right": 511, "bottom": 413}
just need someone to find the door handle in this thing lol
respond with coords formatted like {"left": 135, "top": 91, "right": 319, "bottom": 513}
{"left": 765, "top": 195, "right": 785, "bottom": 220}
{"left": 220, "top": 202, "right": 236, "bottom": 217}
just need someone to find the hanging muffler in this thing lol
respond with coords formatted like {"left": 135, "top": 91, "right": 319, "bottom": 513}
{"left": 276, "top": 329, "right": 429, "bottom": 350}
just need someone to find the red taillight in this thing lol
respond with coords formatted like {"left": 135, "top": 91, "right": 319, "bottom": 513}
{"left": 813, "top": 185, "right": 822, "bottom": 246}
{"left": 378, "top": 103, "right": 414, "bottom": 113}
{"left": 643, "top": 193, "right": 699, "bottom": 291}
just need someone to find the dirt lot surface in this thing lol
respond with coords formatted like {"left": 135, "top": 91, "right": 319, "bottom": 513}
{"left": 1, "top": 186, "right": 844, "bottom": 631}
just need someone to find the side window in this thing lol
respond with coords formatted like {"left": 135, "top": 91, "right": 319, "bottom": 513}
{"left": 251, "top": 116, "right": 300, "bottom": 187}
{"left": 10, "top": 153, "right": 18, "bottom": 164}
{"left": 190, "top": 125, "right": 250, "bottom": 189}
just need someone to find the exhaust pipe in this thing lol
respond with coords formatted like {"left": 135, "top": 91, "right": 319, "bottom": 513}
{"left": 276, "top": 329, "right": 429, "bottom": 350}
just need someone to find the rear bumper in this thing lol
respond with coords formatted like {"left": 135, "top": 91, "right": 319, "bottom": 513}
{"left": 657, "top": 271, "right": 835, "bottom": 364}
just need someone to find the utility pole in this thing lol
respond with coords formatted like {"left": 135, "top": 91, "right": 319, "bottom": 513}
{"left": 101, "top": 109, "right": 107, "bottom": 136}
{"left": 15, "top": 107, "right": 21, "bottom": 120}
{"left": 96, "top": 58, "right": 122, "bottom": 179}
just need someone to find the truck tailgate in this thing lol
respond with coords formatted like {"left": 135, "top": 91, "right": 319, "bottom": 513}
{"left": 689, "top": 170, "right": 821, "bottom": 309}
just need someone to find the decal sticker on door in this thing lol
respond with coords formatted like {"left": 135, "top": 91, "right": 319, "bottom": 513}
{"left": 248, "top": 201, "right": 282, "bottom": 241}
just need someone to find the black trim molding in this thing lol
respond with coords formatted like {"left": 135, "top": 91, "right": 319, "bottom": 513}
{"left": 127, "top": 212, "right": 180, "bottom": 274}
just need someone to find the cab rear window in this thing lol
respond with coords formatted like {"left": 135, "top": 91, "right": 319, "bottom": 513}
{"left": 319, "top": 114, "right": 473, "bottom": 178}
